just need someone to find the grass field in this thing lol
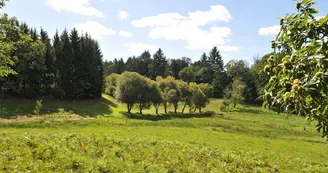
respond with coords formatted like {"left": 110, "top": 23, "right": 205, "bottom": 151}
{"left": 0, "top": 94, "right": 327, "bottom": 172}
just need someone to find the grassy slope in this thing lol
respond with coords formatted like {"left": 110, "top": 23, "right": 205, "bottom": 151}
{"left": 0, "top": 94, "right": 327, "bottom": 172}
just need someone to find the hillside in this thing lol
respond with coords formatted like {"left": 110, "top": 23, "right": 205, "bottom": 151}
{"left": 0, "top": 94, "right": 327, "bottom": 172}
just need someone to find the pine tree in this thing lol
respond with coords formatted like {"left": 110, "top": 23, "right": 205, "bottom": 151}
{"left": 59, "top": 29, "right": 74, "bottom": 99}
{"left": 138, "top": 51, "right": 152, "bottom": 77}
{"left": 149, "top": 48, "right": 168, "bottom": 79}
{"left": 70, "top": 28, "right": 82, "bottom": 98}
{"left": 52, "top": 30, "right": 61, "bottom": 93}
{"left": 91, "top": 41, "right": 103, "bottom": 98}
{"left": 40, "top": 28, "right": 55, "bottom": 94}
{"left": 209, "top": 46, "right": 226, "bottom": 98}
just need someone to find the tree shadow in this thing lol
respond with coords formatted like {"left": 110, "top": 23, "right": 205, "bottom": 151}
{"left": 122, "top": 111, "right": 215, "bottom": 122}
{"left": 233, "top": 108, "right": 264, "bottom": 114}
{"left": 0, "top": 96, "right": 115, "bottom": 118}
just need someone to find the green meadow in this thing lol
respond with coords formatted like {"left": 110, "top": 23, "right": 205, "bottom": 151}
{"left": 0, "top": 94, "right": 327, "bottom": 172}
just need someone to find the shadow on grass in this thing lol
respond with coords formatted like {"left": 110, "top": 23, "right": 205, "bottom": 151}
{"left": 122, "top": 111, "right": 215, "bottom": 121}
{"left": 0, "top": 96, "right": 116, "bottom": 118}
{"left": 232, "top": 108, "right": 264, "bottom": 114}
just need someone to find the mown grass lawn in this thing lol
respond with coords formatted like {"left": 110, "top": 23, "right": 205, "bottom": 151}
{"left": 0, "top": 94, "right": 327, "bottom": 172}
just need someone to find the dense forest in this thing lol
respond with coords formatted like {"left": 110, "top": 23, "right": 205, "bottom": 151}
{"left": 0, "top": 14, "right": 103, "bottom": 99}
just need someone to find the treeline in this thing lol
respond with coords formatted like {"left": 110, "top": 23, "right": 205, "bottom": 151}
{"left": 0, "top": 14, "right": 103, "bottom": 99}
{"left": 104, "top": 47, "right": 271, "bottom": 103}
{"left": 105, "top": 72, "right": 213, "bottom": 114}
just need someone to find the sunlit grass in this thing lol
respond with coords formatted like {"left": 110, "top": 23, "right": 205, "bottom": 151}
{"left": 0, "top": 94, "right": 327, "bottom": 172}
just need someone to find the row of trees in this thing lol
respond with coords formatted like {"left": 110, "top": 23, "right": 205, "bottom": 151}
{"left": 105, "top": 72, "right": 213, "bottom": 114}
{"left": 104, "top": 47, "right": 270, "bottom": 103}
{"left": 0, "top": 6, "right": 103, "bottom": 99}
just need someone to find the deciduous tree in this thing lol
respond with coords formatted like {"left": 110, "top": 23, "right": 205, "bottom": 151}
{"left": 263, "top": 0, "right": 328, "bottom": 137}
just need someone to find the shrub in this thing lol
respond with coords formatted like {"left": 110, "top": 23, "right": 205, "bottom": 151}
{"left": 33, "top": 100, "right": 43, "bottom": 115}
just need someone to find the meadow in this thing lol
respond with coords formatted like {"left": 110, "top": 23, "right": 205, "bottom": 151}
{"left": 0, "top": 94, "right": 327, "bottom": 172}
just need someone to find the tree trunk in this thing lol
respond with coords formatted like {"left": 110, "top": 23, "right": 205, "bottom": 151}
{"left": 155, "top": 104, "right": 159, "bottom": 115}
{"left": 182, "top": 103, "right": 187, "bottom": 114}
{"left": 174, "top": 104, "right": 177, "bottom": 113}
{"left": 199, "top": 107, "right": 202, "bottom": 113}
{"left": 127, "top": 104, "right": 132, "bottom": 114}
{"left": 164, "top": 103, "right": 167, "bottom": 114}
{"left": 139, "top": 104, "right": 143, "bottom": 114}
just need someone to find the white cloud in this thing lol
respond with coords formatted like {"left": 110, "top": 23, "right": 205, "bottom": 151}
{"left": 47, "top": 0, "right": 104, "bottom": 18}
{"left": 118, "top": 10, "right": 129, "bottom": 20}
{"left": 73, "top": 21, "right": 116, "bottom": 40}
{"left": 124, "top": 42, "right": 158, "bottom": 54}
{"left": 188, "top": 5, "right": 232, "bottom": 26}
{"left": 132, "top": 5, "right": 240, "bottom": 51}
{"left": 132, "top": 13, "right": 187, "bottom": 27}
{"left": 258, "top": 25, "right": 280, "bottom": 36}
{"left": 119, "top": 30, "right": 133, "bottom": 38}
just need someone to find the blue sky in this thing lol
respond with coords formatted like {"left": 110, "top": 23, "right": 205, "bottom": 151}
{"left": 2, "top": 0, "right": 327, "bottom": 64}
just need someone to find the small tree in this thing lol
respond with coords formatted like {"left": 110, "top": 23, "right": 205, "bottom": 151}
{"left": 115, "top": 72, "right": 148, "bottom": 114}
{"left": 189, "top": 83, "right": 208, "bottom": 113}
{"left": 33, "top": 100, "right": 43, "bottom": 115}
{"left": 178, "top": 80, "right": 192, "bottom": 113}
{"left": 149, "top": 80, "right": 162, "bottom": 114}
{"left": 105, "top": 73, "right": 120, "bottom": 97}
{"left": 224, "top": 78, "right": 246, "bottom": 107}
{"left": 220, "top": 100, "right": 230, "bottom": 112}
{"left": 137, "top": 77, "right": 153, "bottom": 114}
{"left": 157, "top": 76, "right": 181, "bottom": 113}
{"left": 198, "top": 83, "right": 214, "bottom": 98}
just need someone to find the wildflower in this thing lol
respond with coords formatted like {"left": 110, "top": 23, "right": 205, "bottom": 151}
{"left": 82, "top": 145, "right": 88, "bottom": 152}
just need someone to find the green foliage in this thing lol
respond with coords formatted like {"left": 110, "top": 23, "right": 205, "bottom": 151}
{"left": 149, "top": 48, "right": 168, "bottom": 79}
{"left": 224, "top": 78, "right": 246, "bottom": 107}
{"left": 178, "top": 65, "right": 198, "bottom": 83}
{"left": 115, "top": 72, "right": 149, "bottom": 113}
{"left": 221, "top": 100, "right": 231, "bottom": 112}
{"left": 0, "top": 14, "right": 18, "bottom": 78}
{"left": 0, "top": 0, "right": 8, "bottom": 8}
{"left": 104, "top": 73, "right": 120, "bottom": 97}
{"left": 263, "top": 0, "right": 328, "bottom": 137}
{"left": 189, "top": 83, "right": 209, "bottom": 113}
{"left": 33, "top": 100, "right": 43, "bottom": 115}
{"left": 157, "top": 76, "right": 182, "bottom": 113}
{"left": 148, "top": 79, "right": 163, "bottom": 114}
{"left": 168, "top": 57, "right": 190, "bottom": 79}
{"left": 1, "top": 134, "right": 324, "bottom": 172}
{"left": 198, "top": 83, "right": 214, "bottom": 98}
{"left": 177, "top": 80, "right": 192, "bottom": 113}
{"left": 1, "top": 8, "right": 103, "bottom": 99}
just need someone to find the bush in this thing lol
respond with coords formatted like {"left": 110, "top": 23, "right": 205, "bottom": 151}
{"left": 33, "top": 100, "right": 43, "bottom": 115}
{"left": 204, "top": 111, "right": 216, "bottom": 117}
{"left": 220, "top": 105, "right": 227, "bottom": 112}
